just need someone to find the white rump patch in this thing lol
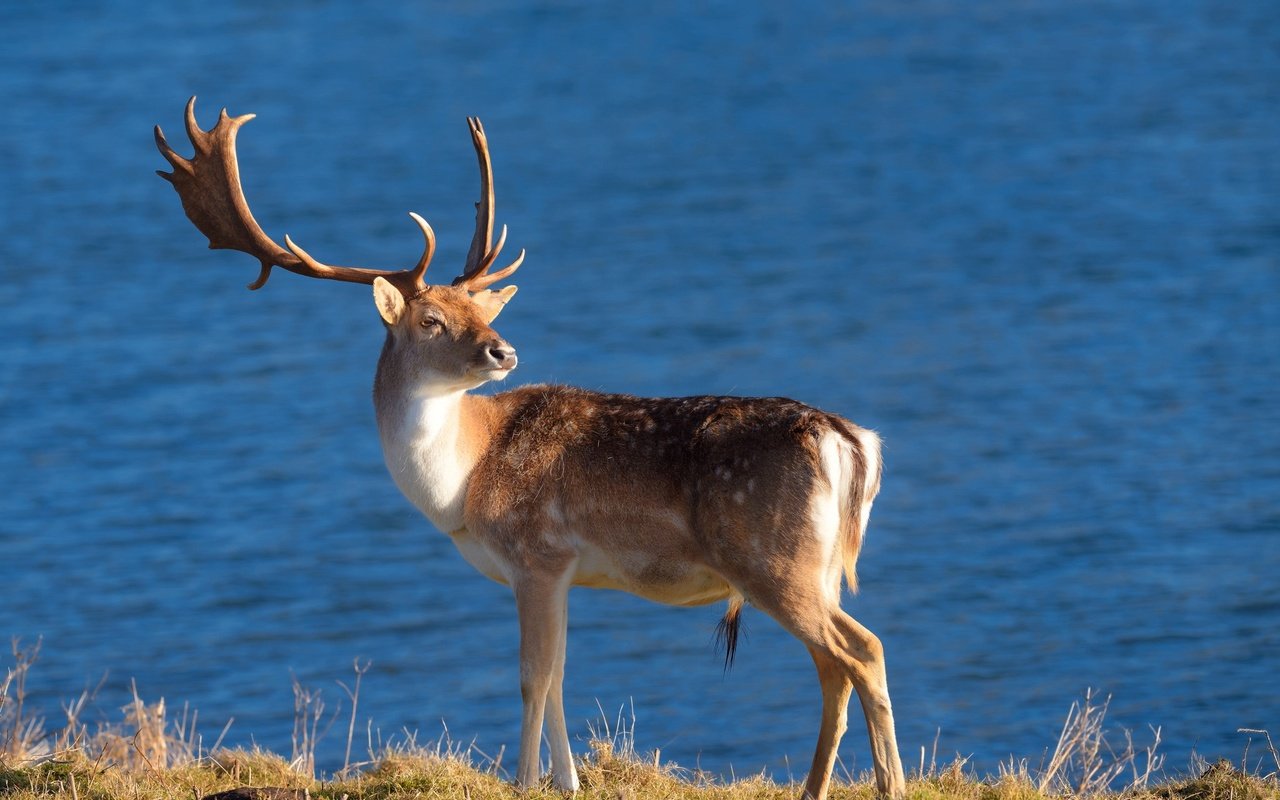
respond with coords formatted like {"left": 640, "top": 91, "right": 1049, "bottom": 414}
{"left": 811, "top": 431, "right": 852, "bottom": 601}
{"left": 813, "top": 433, "right": 846, "bottom": 543}
{"left": 852, "top": 427, "right": 881, "bottom": 535}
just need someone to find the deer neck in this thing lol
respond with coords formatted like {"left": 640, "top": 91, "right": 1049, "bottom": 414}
{"left": 373, "top": 354, "right": 498, "bottom": 535}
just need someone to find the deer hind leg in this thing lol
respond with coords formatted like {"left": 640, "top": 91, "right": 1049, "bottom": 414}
{"left": 827, "top": 608, "right": 905, "bottom": 800}
{"left": 514, "top": 571, "right": 576, "bottom": 790}
{"left": 804, "top": 645, "right": 854, "bottom": 800}
{"left": 754, "top": 592, "right": 905, "bottom": 800}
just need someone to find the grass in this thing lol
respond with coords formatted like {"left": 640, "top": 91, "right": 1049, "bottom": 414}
{"left": 3, "top": 639, "right": 1277, "bottom": 800}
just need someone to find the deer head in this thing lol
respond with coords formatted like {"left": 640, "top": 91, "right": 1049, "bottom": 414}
{"left": 372, "top": 278, "right": 518, "bottom": 394}
{"left": 155, "top": 98, "right": 523, "bottom": 390}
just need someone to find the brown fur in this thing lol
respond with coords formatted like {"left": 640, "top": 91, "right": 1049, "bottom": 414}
{"left": 370, "top": 286, "right": 905, "bottom": 800}
{"left": 466, "top": 386, "right": 865, "bottom": 582}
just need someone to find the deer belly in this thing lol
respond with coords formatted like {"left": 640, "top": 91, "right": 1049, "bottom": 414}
{"left": 570, "top": 536, "right": 732, "bottom": 606}
{"left": 448, "top": 530, "right": 511, "bottom": 586}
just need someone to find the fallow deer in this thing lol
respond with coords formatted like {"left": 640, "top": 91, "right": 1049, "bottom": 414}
{"left": 155, "top": 98, "right": 907, "bottom": 800}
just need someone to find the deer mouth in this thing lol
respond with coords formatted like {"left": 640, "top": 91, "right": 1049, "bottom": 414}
{"left": 475, "top": 359, "right": 517, "bottom": 379}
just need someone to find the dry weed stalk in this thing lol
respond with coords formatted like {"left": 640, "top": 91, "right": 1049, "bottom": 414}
{"left": 56, "top": 685, "right": 95, "bottom": 755}
{"left": 587, "top": 699, "right": 639, "bottom": 762}
{"left": 916, "top": 728, "right": 943, "bottom": 779}
{"left": 1038, "top": 689, "right": 1164, "bottom": 796}
{"left": 289, "top": 676, "right": 327, "bottom": 778}
{"left": 0, "top": 638, "right": 50, "bottom": 766}
{"left": 126, "top": 682, "right": 168, "bottom": 768}
{"left": 336, "top": 658, "right": 371, "bottom": 776}
{"left": 1238, "top": 728, "right": 1280, "bottom": 780}
{"left": 89, "top": 681, "right": 205, "bottom": 772}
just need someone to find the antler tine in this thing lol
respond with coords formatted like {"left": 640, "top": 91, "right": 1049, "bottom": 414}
{"left": 156, "top": 97, "right": 437, "bottom": 294}
{"left": 407, "top": 212, "right": 437, "bottom": 288}
{"left": 154, "top": 129, "right": 191, "bottom": 176}
{"left": 453, "top": 117, "right": 524, "bottom": 291}
{"left": 281, "top": 234, "right": 337, "bottom": 279}
{"left": 477, "top": 223, "right": 508, "bottom": 273}
{"left": 465, "top": 242, "right": 526, "bottom": 292}
{"left": 186, "top": 96, "right": 220, "bottom": 155}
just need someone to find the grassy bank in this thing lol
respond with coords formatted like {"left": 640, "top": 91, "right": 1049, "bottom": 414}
{"left": 3, "top": 641, "right": 1277, "bottom": 800}
{"left": 3, "top": 740, "right": 1277, "bottom": 800}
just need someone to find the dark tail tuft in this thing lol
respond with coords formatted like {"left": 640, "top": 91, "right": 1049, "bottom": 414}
{"left": 714, "top": 597, "right": 745, "bottom": 671}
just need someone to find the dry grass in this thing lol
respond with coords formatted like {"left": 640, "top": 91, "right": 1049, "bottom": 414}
{"left": 3, "top": 642, "right": 1277, "bottom": 800}
{"left": 3, "top": 741, "right": 1276, "bottom": 800}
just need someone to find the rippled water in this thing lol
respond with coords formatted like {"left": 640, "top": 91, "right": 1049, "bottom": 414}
{"left": 1, "top": 0, "right": 1277, "bottom": 781}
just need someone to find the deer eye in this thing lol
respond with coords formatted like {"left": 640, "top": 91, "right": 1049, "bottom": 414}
{"left": 419, "top": 316, "right": 444, "bottom": 331}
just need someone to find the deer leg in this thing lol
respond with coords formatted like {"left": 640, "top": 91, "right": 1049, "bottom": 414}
{"left": 755, "top": 591, "right": 905, "bottom": 800}
{"left": 512, "top": 570, "right": 573, "bottom": 788}
{"left": 514, "top": 574, "right": 571, "bottom": 789}
{"left": 822, "top": 609, "right": 905, "bottom": 800}
{"left": 544, "top": 596, "right": 579, "bottom": 791}
{"left": 802, "top": 646, "right": 854, "bottom": 800}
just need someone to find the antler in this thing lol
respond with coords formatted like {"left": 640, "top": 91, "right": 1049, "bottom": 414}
{"left": 452, "top": 117, "right": 525, "bottom": 291}
{"left": 155, "top": 97, "right": 434, "bottom": 295}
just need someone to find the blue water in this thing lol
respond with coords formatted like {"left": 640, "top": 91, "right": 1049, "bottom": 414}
{"left": 1, "top": 0, "right": 1277, "bottom": 782}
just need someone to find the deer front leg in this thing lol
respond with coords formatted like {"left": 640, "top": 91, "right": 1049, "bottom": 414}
{"left": 544, "top": 605, "right": 579, "bottom": 791}
{"left": 514, "top": 573, "right": 575, "bottom": 791}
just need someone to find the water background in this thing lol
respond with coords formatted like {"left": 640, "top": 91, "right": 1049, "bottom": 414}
{"left": 1, "top": 0, "right": 1277, "bottom": 782}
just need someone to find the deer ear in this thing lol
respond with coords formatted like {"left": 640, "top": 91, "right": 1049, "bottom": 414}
{"left": 373, "top": 277, "right": 406, "bottom": 325}
{"left": 472, "top": 285, "right": 518, "bottom": 323}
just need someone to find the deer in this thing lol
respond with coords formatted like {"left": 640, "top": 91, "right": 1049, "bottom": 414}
{"left": 154, "top": 98, "right": 907, "bottom": 800}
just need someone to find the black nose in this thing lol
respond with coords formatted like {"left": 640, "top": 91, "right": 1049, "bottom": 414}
{"left": 487, "top": 342, "right": 518, "bottom": 370}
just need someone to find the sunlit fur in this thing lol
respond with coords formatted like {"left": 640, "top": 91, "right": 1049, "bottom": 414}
{"left": 371, "top": 282, "right": 906, "bottom": 800}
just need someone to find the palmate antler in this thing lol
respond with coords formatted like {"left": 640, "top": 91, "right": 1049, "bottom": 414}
{"left": 154, "top": 97, "right": 522, "bottom": 297}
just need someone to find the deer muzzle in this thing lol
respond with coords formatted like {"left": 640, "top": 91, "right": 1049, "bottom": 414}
{"left": 483, "top": 341, "right": 518, "bottom": 372}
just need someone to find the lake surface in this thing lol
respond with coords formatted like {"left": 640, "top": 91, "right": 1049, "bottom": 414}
{"left": 1, "top": 0, "right": 1277, "bottom": 782}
